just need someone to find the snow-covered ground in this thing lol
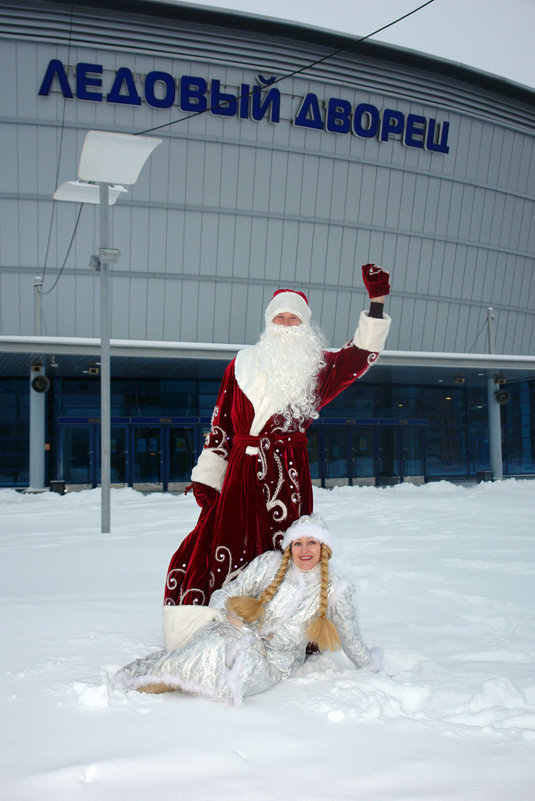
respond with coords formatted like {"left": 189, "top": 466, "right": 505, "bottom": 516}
{"left": 1, "top": 480, "right": 534, "bottom": 801}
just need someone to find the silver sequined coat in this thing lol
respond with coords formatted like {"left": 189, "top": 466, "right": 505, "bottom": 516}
{"left": 118, "top": 551, "right": 371, "bottom": 705}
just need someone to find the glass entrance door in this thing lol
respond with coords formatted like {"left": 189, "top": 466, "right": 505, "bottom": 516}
{"left": 400, "top": 425, "right": 425, "bottom": 483}
{"left": 377, "top": 426, "right": 400, "bottom": 485}
{"left": 168, "top": 427, "right": 196, "bottom": 490}
{"left": 377, "top": 425, "right": 426, "bottom": 485}
{"left": 324, "top": 426, "right": 349, "bottom": 486}
{"left": 133, "top": 427, "right": 162, "bottom": 490}
{"left": 350, "top": 426, "right": 375, "bottom": 484}
{"left": 94, "top": 425, "right": 128, "bottom": 486}
{"left": 59, "top": 424, "right": 127, "bottom": 488}
{"left": 58, "top": 421, "right": 202, "bottom": 491}
{"left": 110, "top": 427, "right": 128, "bottom": 484}
{"left": 309, "top": 422, "right": 426, "bottom": 489}
{"left": 61, "top": 426, "right": 95, "bottom": 486}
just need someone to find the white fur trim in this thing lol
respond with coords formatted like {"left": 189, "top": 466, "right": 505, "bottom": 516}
{"left": 327, "top": 578, "right": 353, "bottom": 610}
{"left": 261, "top": 549, "right": 284, "bottom": 578}
{"left": 191, "top": 448, "right": 227, "bottom": 491}
{"left": 353, "top": 310, "right": 391, "bottom": 352}
{"left": 162, "top": 605, "right": 224, "bottom": 651}
{"left": 116, "top": 668, "right": 220, "bottom": 702}
{"left": 234, "top": 346, "right": 266, "bottom": 416}
{"left": 234, "top": 346, "right": 282, "bottom": 435}
{"left": 265, "top": 290, "right": 311, "bottom": 326}
{"left": 221, "top": 632, "right": 255, "bottom": 706}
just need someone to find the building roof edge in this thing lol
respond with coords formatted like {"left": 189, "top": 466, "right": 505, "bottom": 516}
{"left": 23, "top": 0, "right": 535, "bottom": 107}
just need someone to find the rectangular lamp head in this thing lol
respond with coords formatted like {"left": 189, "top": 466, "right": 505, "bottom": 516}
{"left": 78, "top": 130, "right": 163, "bottom": 185}
{"left": 53, "top": 180, "right": 127, "bottom": 204}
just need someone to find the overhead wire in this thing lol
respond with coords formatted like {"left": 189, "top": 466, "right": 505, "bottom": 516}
{"left": 41, "top": 1, "right": 76, "bottom": 290}
{"left": 468, "top": 311, "right": 526, "bottom": 354}
{"left": 495, "top": 317, "right": 524, "bottom": 352}
{"left": 41, "top": 204, "right": 84, "bottom": 296}
{"left": 467, "top": 317, "right": 490, "bottom": 353}
{"left": 136, "top": 0, "right": 436, "bottom": 136}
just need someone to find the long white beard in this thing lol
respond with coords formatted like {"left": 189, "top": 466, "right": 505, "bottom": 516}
{"left": 255, "top": 323, "right": 327, "bottom": 430}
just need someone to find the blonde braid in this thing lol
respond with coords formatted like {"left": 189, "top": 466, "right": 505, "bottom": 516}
{"left": 306, "top": 544, "right": 341, "bottom": 651}
{"left": 226, "top": 548, "right": 292, "bottom": 624}
{"left": 258, "top": 547, "right": 293, "bottom": 605}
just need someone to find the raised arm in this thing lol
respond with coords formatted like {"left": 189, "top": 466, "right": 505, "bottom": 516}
{"left": 316, "top": 263, "right": 391, "bottom": 407}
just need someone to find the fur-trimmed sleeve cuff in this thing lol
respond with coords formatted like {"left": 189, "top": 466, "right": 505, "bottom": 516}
{"left": 191, "top": 449, "right": 227, "bottom": 491}
{"left": 353, "top": 310, "right": 391, "bottom": 353}
{"left": 162, "top": 605, "right": 224, "bottom": 651}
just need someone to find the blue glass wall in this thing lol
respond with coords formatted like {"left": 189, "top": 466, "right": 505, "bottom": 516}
{"left": 0, "top": 379, "right": 31, "bottom": 486}
{"left": 1, "top": 373, "right": 534, "bottom": 487}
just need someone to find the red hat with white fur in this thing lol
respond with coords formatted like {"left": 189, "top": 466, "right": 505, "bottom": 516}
{"left": 265, "top": 289, "right": 311, "bottom": 326}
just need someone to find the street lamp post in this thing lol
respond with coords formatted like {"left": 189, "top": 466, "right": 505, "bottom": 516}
{"left": 98, "top": 181, "right": 114, "bottom": 533}
{"left": 28, "top": 275, "right": 47, "bottom": 492}
{"left": 54, "top": 130, "right": 162, "bottom": 532}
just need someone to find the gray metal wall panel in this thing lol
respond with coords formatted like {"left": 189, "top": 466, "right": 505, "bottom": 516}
{"left": 0, "top": 272, "right": 20, "bottom": 332}
{"left": 250, "top": 151, "right": 269, "bottom": 213}
{"left": 244, "top": 282, "right": 266, "bottom": 343}
{"left": 127, "top": 279, "right": 147, "bottom": 338}
{"left": 110, "top": 274, "right": 128, "bottom": 338}
{"left": 0, "top": 200, "right": 18, "bottom": 267}
{"left": 1, "top": 125, "right": 18, "bottom": 192}
{"left": 264, "top": 219, "right": 284, "bottom": 282}
{"left": 337, "top": 227, "right": 358, "bottom": 289}
{"left": 18, "top": 200, "right": 39, "bottom": 268}
{"left": 146, "top": 277, "right": 165, "bottom": 341}
{"left": 182, "top": 210, "right": 202, "bottom": 276}
{"left": 279, "top": 220, "right": 298, "bottom": 284}
{"left": 233, "top": 217, "right": 252, "bottom": 279}
{"left": 53, "top": 274, "right": 76, "bottom": 336}
{"left": 294, "top": 222, "right": 314, "bottom": 286}
{"left": 228, "top": 282, "right": 248, "bottom": 343}
{"left": 193, "top": 279, "right": 214, "bottom": 342}
{"left": 161, "top": 274, "right": 181, "bottom": 340}
{"left": 427, "top": 239, "right": 444, "bottom": 297}
{"left": 431, "top": 301, "right": 450, "bottom": 352}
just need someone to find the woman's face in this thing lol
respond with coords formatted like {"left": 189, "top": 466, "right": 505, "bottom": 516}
{"left": 291, "top": 537, "right": 322, "bottom": 570}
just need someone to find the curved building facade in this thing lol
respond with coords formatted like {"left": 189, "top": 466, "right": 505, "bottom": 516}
{"left": 1, "top": 0, "right": 534, "bottom": 489}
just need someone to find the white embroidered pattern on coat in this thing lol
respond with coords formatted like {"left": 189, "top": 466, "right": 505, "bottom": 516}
{"left": 256, "top": 437, "right": 287, "bottom": 523}
{"left": 208, "top": 545, "right": 237, "bottom": 590}
{"left": 288, "top": 466, "right": 301, "bottom": 516}
{"left": 256, "top": 431, "right": 302, "bottom": 527}
{"left": 165, "top": 569, "right": 206, "bottom": 606}
{"left": 204, "top": 405, "right": 230, "bottom": 459}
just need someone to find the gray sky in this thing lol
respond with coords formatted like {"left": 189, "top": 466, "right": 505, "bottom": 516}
{"left": 171, "top": 0, "right": 535, "bottom": 89}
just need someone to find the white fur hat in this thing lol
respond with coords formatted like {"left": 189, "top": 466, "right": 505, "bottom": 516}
{"left": 264, "top": 289, "right": 311, "bottom": 326}
{"left": 281, "top": 513, "right": 334, "bottom": 552}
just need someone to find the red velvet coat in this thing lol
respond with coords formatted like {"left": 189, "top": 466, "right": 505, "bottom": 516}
{"left": 164, "top": 312, "right": 390, "bottom": 606}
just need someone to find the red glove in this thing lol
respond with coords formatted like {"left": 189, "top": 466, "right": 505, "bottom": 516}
{"left": 192, "top": 481, "right": 219, "bottom": 510}
{"left": 362, "top": 264, "right": 391, "bottom": 299}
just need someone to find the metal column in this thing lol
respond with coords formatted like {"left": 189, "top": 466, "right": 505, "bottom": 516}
{"left": 486, "top": 307, "right": 503, "bottom": 480}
